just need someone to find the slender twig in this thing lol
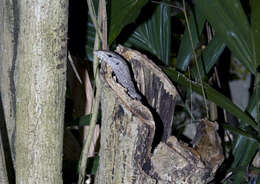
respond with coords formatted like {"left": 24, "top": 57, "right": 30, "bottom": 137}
{"left": 206, "top": 23, "right": 220, "bottom": 121}
{"left": 77, "top": 0, "right": 106, "bottom": 183}
{"left": 188, "top": 66, "right": 193, "bottom": 124}
{"left": 182, "top": 0, "right": 209, "bottom": 118}
{"left": 87, "top": 0, "right": 104, "bottom": 43}
{"left": 77, "top": 31, "right": 101, "bottom": 184}
{"left": 68, "top": 51, "right": 83, "bottom": 84}
{"left": 101, "top": 0, "right": 107, "bottom": 49}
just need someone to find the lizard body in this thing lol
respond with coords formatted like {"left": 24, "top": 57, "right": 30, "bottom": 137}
{"left": 94, "top": 50, "right": 141, "bottom": 100}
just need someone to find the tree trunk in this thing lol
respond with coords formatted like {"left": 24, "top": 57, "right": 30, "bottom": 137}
{"left": 95, "top": 46, "right": 223, "bottom": 183}
{"left": 0, "top": 0, "right": 18, "bottom": 183}
{"left": 0, "top": 1, "right": 17, "bottom": 156}
{"left": 15, "top": 0, "right": 68, "bottom": 183}
{"left": 96, "top": 68, "right": 156, "bottom": 184}
{"left": 95, "top": 45, "right": 178, "bottom": 183}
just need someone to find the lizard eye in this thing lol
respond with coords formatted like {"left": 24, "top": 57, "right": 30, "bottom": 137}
{"left": 115, "top": 62, "right": 119, "bottom": 65}
{"left": 108, "top": 54, "right": 112, "bottom": 58}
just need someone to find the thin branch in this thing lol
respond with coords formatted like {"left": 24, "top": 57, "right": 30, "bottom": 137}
{"left": 182, "top": 0, "right": 209, "bottom": 118}
{"left": 78, "top": 0, "right": 107, "bottom": 183}
{"left": 68, "top": 51, "right": 83, "bottom": 84}
{"left": 101, "top": 0, "right": 107, "bottom": 49}
{"left": 87, "top": 0, "right": 104, "bottom": 43}
{"left": 77, "top": 32, "right": 101, "bottom": 184}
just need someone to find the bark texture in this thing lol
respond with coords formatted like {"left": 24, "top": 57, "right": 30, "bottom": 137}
{"left": 96, "top": 65, "right": 156, "bottom": 184}
{"left": 116, "top": 45, "right": 178, "bottom": 142}
{"left": 15, "top": 0, "right": 68, "bottom": 183}
{"left": 0, "top": 0, "right": 18, "bottom": 183}
{"left": 95, "top": 46, "right": 178, "bottom": 183}
{"left": 0, "top": 0, "right": 17, "bottom": 163}
{"left": 95, "top": 46, "right": 223, "bottom": 183}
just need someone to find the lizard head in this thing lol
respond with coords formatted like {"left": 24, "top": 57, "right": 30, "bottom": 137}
{"left": 93, "top": 50, "right": 123, "bottom": 66}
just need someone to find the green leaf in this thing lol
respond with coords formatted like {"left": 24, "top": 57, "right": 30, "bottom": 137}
{"left": 176, "top": 5, "right": 206, "bottom": 71}
{"left": 246, "top": 72, "right": 260, "bottom": 125}
{"left": 86, "top": 21, "right": 96, "bottom": 61}
{"left": 246, "top": 81, "right": 260, "bottom": 119}
{"left": 191, "top": 36, "right": 226, "bottom": 78}
{"left": 163, "top": 68, "right": 258, "bottom": 130}
{"left": 231, "top": 72, "right": 260, "bottom": 183}
{"left": 65, "top": 156, "right": 99, "bottom": 175}
{"left": 196, "top": 0, "right": 255, "bottom": 74}
{"left": 66, "top": 114, "right": 92, "bottom": 127}
{"left": 231, "top": 136, "right": 258, "bottom": 183}
{"left": 124, "top": 1, "right": 171, "bottom": 65}
{"left": 86, "top": 156, "right": 99, "bottom": 175}
{"left": 251, "top": 0, "right": 260, "bottom": 68}
{"left": 85, "top": 0, "right": 148, "bottom": 59}
{"left": 85, "top": 0, "right": 99, "bottom": 61}
{"left": 221, "top": 124, "right": 259, "bottom": 142}
{"left": 108, "top": 0, "right": 149, "bottom": 44}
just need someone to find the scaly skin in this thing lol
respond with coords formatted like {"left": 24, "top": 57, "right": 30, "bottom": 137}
{"left": 94, "top": 50, "right": 141, "bottom": 100}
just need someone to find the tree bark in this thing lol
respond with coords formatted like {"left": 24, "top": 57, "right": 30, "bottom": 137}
{"left": 0, "top": 0, "right": 17, "bottom": 163}
{"left": 15, "top": 0, "right": 68, "bottom": 183}
{"left": 95, "top": 46, "right": 223, "bottom": 183}
{"left": 0, "top": 0, "right": 18, "bottom": 183}
{"left": 95, "top": 45, "right": 179, "bottom": 183}
{"left": 96, "top": 63, "right": 156, "bottom": 184}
